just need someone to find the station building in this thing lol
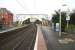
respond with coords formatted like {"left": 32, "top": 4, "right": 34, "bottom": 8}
{"left": 0, "top": 8, "right": 13, "bottom": 29}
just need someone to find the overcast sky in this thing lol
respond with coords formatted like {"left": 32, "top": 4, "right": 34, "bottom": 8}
{"left": 0, "top": 0, "right": 75, "bottom": 17}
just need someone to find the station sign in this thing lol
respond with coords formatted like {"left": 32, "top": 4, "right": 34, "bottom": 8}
{"left": 66, "top": 15, "right": 70, "bottom": 20}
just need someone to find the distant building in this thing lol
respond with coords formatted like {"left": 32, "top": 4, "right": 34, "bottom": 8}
{"left": 42, "top": 18, "right": 49, "bottom": 26}
{"left": 16, "top": 14, "right": 42, "bottom": 25}
{"left": 0, "top": 8, "right": 13, "bottom": 29}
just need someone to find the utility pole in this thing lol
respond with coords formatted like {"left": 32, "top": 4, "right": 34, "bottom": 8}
{"left": 59, "top": 4, "right": 67, "bottom": 37}
{"left": 59, "top": 9, "right": 62, "bottom": 37}
{"left": 66, "top": 8, "right": 70, "bottom": 29}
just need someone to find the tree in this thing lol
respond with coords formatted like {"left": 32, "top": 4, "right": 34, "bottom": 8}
{"left": 52, "top": 10, "right": 67, "bottom": 32}
{"left": 22, "top": 18, "right": 30, "bottom": 24}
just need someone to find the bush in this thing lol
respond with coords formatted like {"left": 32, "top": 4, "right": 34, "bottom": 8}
{"left": 65, "top": 24, "right": 75, "bottom": 33}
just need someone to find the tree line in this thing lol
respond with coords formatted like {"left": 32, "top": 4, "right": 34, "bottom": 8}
{"left": 52, "top": 10, "right": 75, "bottom": 32}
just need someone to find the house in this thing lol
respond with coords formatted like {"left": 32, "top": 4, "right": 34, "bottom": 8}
{"left": 0, "top": 8, "right": 13, "bottom": 29}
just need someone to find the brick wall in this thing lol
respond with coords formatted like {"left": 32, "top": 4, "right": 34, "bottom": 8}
{"left": 0, "top": 8, "right": 13, "bottom": 28}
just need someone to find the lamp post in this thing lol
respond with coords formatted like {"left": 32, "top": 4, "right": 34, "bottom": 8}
{"left": 66, "top": 8, "right": 70, "bottom": 30}
{"left": 59, "top": 4, "right": 67, "bottom": 37}
{"left": 59, "top": 9, "right": 61, "bottom": 37}
{"left": 59, "top": 4, "right": 70, "bottom": 37}
{"left": 62, "top": 4, "right": 70, "bottom": 31}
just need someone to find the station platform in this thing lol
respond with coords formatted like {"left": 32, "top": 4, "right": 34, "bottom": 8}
{"left": 0, "top": 25, "right": 28, "bottom": 33}
{"left": 34, "top": 26, "right": 47, "bottom": 50}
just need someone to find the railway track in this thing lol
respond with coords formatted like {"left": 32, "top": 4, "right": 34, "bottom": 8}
{"left": 0, "top": 23, "right": 37, "bottom": 50}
